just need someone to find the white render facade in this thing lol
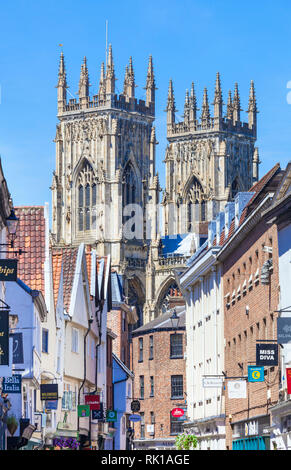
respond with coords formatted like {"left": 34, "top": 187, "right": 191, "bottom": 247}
{"left": 178, "top": 241, "right": 226, "bottom": 450}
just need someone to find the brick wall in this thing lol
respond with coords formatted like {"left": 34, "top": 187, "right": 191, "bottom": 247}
{"left": 107, "top": 308, "right": 130, "bottom": 368}
{"left": 131, "top": 328, "right": 186, "bottom": 441}
{"left": 222, "top": 220, "right": 280, "bottom": 448}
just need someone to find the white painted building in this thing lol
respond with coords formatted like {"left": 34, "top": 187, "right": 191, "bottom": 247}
{"left": 178, "top": 216, "right": 227, "bottom": 450}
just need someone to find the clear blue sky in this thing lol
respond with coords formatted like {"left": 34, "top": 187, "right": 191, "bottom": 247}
{"left": 0, "top": 0, "right": 291, "bottom": 210}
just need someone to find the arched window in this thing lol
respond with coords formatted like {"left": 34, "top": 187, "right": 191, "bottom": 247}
{"left": 77, "top": 162, "right": 97, "bottom": 233}
{"left": 160, "top": 281, "right": 182, "bottom": 314}
{"left": 123, "top": 163, "right": 138, "bottom": 207}
{"left": 186, "top": 177, "right": 206, "bottom": 230}
{"left": 231, "top": 178, "right": 239, "bottom": 199}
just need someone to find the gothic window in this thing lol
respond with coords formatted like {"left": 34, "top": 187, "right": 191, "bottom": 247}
{"left": 122, "top": 163, "right": 139, "bottom": 230}
{"left": 231, "top": 178, "right": 239, "bottom": 199}
{"left": 77, "top": 162, "right": 97, "bottom": 233}
{"left": 160, "top": 281, "right": 182, "bottom": 314}
{"left": 122, "top": 163, "right": 138, "bottom": 207}
{"left": 186, "top": 177, "right": 206, "bottom": 230}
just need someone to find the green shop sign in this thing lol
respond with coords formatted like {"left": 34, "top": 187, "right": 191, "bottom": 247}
{"left": 106, "top": 410, "right": 117, "bottom": 422}
{"left": 78, "top": 404, "right": 90, "bottom": 417}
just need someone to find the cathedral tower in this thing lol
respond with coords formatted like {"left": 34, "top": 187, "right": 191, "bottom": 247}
{"left": 51, "top": 48, "right": 159, "bottom": 324}
{"left": 162, "top": 75, "right": 259, "bottom": 236}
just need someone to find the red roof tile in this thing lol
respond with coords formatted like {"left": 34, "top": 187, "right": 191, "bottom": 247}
{"left": 52, "top": 246, "right": 79, "bottom": 312}
{"left": 8, "top": 206, "right": 46, "bottom": 296}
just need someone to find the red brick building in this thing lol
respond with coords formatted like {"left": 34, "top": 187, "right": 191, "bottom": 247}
{"left": 218, "top": 164, "right": 284, "bottom": 450}
{"left": 107, "top": 271, "right": 138, "bottom": 368}
{"left": 131, "top": 307, "right": 186, "bottom": 450}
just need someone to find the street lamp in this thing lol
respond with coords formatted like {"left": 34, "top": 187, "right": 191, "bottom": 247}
{"left": 170, "top": 308, "right": 180, "bottom": 330}
{"left": 0, "top": 209, "right": 25, "bottom": 256}
{"left": 6, "top": 209, "right": 19, "bottom": 247}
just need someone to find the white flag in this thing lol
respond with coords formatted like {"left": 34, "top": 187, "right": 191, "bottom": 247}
{"left": 228, "top": 380, "right": 247, "bottom": 399}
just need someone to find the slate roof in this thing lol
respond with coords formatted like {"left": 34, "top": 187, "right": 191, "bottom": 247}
{"left": 111, "top": 271, "right": 123, "bottom": 304}
{"left": 8, "top": 206, "right": 46, "bottom": 296}
{"left": 213, "top": 163, "right": 281, "bottom": 248}
{"left": 132, "top": 305, "right": 185, "bottom": 335}
{"left": 185, "top": 164, "right": 282, "bottom": 270}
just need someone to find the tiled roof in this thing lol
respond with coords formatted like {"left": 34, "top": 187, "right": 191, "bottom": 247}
{"left": 51, "top": 246, "right": 78, "bottom": 312}
{"left": 8, "top": 206, "right": 46, "bottom": 296}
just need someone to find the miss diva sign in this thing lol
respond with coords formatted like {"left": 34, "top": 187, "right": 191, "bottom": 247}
{"left": 256, "top": 343, "right": 278, "bottom": 367}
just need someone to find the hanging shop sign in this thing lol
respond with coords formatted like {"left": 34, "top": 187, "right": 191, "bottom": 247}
{"left": 2, "top": 374, "right": 22, "bottom": 393}
{"left": 131, "top": 400, "right": 141, "bottom": 412}
{"left": 171, "top": 408, "right": 184, "bottom": 418}
{"left": 248, "top": 366, "right": 265, "bottom": 383}
{"left": 40, "top": 383, "right": 58, "bottom": 401}
{"left": 106, "top": 410, "right": 117, "bottom": 422}
{"left": 277, "top": 318, "right": 291, "bottom": 344}
{"left": 256, "top": 343, "right": 278, "bottom": 366}
{"left": 0, "top": 259, "right": 17, "bottom": 281}
{"left": 11, "top": 333, "right": 24, "bottom": 364}
{"left": 228, "top": 380, "right": 247, "bottom": 399}
{"left": 85, "top": 394, "right": 100, "bottom": 410}
{"left": 92, "top": 405, "right": 104, "bottom": 421}
{"left": 0, "top": 310, "right": 9, "bottom": 366}
{"left": 286, "top": 368, "right": 291, "bottom": 395}
{"left": 129, "top": 414, "right": 141, "bottom": 422}
{"left": 78, "top": 404, "right": 90, "bottom": 418}
{"left": 202, "top": 377, "right": 224, "bottom": 388}
{"left": 45, "top": 400, "right": 58, "bottom": 410}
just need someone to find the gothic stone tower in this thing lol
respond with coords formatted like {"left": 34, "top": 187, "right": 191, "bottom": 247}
{"left": 162, "top": 74, "right": 259, "bottom": 236}
{"left": 51, "top": 48, "right": 159, "bottom": 324}
{"left": 142, "top": 74, "right": 259, "bottom": 324}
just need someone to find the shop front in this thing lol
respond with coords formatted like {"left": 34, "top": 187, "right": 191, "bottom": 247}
{"left": 269, "top": 398, "right": 291, "bottom": 450}
{"left": 232, "top": 415, "right": 270, "bottom": 450}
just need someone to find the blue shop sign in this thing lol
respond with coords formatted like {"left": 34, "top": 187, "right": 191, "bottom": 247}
{"left": 2, "top": 375, "right": 22, "bottom": 393}
{"left": 248, "top": 366, "right": 264, "bottom": 382}
{"left": 129, "top": 414, "right": 141, "bottom": 422}
{"left": 45, "top": 400, "right": 58, "bottom": 410}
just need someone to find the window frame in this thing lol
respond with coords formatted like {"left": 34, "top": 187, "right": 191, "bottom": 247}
{"left": 171, "top": 375, "right": 184, "bottom": 399}
{"left": 170, "top": 333, "right": 183, "bottom": 359}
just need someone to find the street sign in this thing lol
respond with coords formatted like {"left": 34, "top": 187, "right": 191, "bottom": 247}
{"left": 2, "top": 375, "right": 22, "bottom": 393}
{"left": 129, "top": 414, "right": 141, "bottom": 422}
{"left": 202, "top": 377, "right": 223, "bottom": 388}
{"left": 85, "top": 394, "right": 100, "bottom": 410}
{"left": 78, "top": 404, "right": 90, "bottom": 417}
{"left": 106, "top": 410, "right": 117, "bottom": 422}
{"left": 277, "top": 318, "right": 291, "bottom": 344}
{"left": 171, "top": 408, "right": 184, "bottom": 418}
{"left": 256, "top": 343, "right": 278, "bottom": 366}
{"left": 131, "top": 400, "right": 140, "bottom": 412}
{"left": 0, "top": 259, "right": 17, "bottom": 281}
{"left": 248, "top": 366, "right": 264, "bottom": 382}
{"left": 40, "top": 384, "right": 58, "bottom": 401}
